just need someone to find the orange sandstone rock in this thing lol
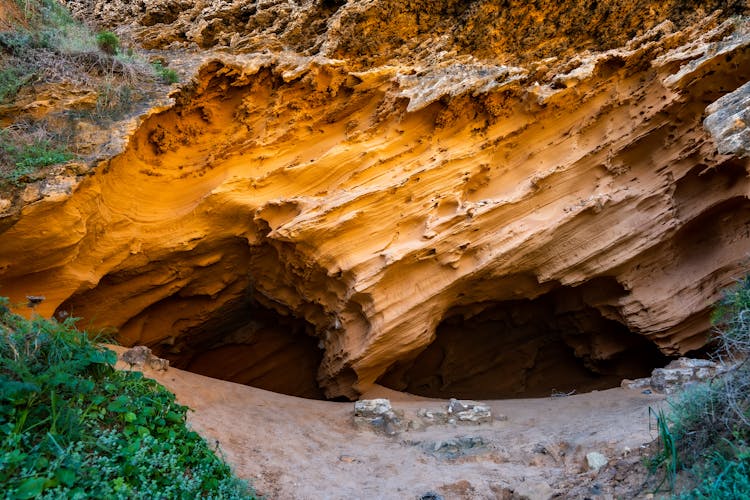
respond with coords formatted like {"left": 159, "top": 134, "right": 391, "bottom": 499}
{"left": 0, "top": 8, "right": 749, "bottom": 399}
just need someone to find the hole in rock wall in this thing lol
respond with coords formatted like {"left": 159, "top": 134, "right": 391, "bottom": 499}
{"left": 52, "top": 241, "right": 329, "bottom": 400}
{"left": 137, "top": 301, "right": 325, "bottom": 399}
{"left": 378, "top": 281, "right": 669, "bottom": 399}
{"left": 58, "top": 264, "right": 667, "bottom": 401}
{"left": 155, "top": 301, "right": 326, "bottom": 400}
{"left": 150, "top": 300, "right": 326, "bottom": 400}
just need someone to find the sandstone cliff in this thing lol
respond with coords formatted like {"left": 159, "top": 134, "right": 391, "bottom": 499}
{"left": 0, "top": 1, "right": 748, "bottom": 399}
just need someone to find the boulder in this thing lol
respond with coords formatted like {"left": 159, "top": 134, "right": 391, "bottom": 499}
{"left": 353, "top": 399, "right": 405, "bottom": 436}
{"left": 586, "top": 451, "right": 608, "bottom": 471}
{"left": 447, "top": 399, "right": 493, "bottom": 424}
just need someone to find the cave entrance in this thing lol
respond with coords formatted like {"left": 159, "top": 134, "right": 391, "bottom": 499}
{"left": 378, "top": 281, "right": 669, "bottom": 399}
{"left": 153, "top": 300, "right": 326, "bottom": 400}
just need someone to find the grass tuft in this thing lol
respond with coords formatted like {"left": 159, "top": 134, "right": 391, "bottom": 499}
{"left": 152, "top": 61, "right": 179, "bottom": 84}
{"left": 95, "top": 31, "right": 119, "bottom": 55}
{"left": 648, "top": 407, "right": 678, "bottom": 492}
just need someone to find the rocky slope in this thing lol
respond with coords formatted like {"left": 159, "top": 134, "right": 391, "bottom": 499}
{"left": 0, "top": 1, "right": 748, "bottom": 400}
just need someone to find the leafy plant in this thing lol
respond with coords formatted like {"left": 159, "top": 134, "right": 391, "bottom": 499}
{"left": 0, "top": 297, "right": 256, "bottom": 498}
{"left": 676, "top": 440, "right": 750, "bottom": 498}
{"left": 152, "top": 61, "right": 179, "bottom": 84}
{"left": 95, "top": 31, "right": 119, "bottom": 55}
{"left": 15, "top": 141, "right": 72, "bottom": 169}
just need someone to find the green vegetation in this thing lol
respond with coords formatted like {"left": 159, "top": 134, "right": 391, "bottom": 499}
{"left": 0, "top": 68, "right": 32, "bottom": 102}
{"left": 0, "top": 0, "right": 140, "bottom": 104}
{"left": 650, "top": 277, "right": 750, "bottom": 497}
{"left": 0, "top": 0, "right": 179, "bottom": 190}
{"left": 0, "top": 297, "right": 256, "bottom": 499}
{"left": 0, "top": 129, "right": 74, "bottom": 186}
{"left": 2, "top": 0, "right": 90, "bottom": 57}
{"left": 95, "top": 31, "right": 119, "bottom": 55}
{"left": 152, "top": 61, "right": 179, "bottom": 84}
{"left": 649, "top": 407, "right": 678, "bottom": 492}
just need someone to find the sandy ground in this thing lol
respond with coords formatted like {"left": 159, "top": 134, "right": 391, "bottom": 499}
{"left": 111, "top": 348, "right": 666, "bottom": 499}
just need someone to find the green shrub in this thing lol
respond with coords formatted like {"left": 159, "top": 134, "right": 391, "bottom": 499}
{"left": 676, "top": 440, "right": 750, "bottom": 498}
{"left": 95, "top": 31, "right": 119, "bottom": 55}
{"left": 152, "top": 61, "right": 179, "bottom": 84}
{"left": 0, "top": 297, "right": 256, "bottom": 498}
{"left": 651, "top": 277, "right": 750, "bottom": 496}
{"left": 0, "top": 30, "right": 36, "bottom": 54}
{"left": 0, "top": 68, "right": 33, "bottom": 103}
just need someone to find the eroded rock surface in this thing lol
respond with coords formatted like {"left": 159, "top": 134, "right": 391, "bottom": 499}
{"left": 0, "top": 3, "right": 749, "bottom": 399}
{"left": 63, "top": 0, "right": 746, "bottom": 69}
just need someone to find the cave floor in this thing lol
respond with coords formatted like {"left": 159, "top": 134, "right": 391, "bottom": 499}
{"left": 111, "top": 346, "right": 666, "bottom": 499}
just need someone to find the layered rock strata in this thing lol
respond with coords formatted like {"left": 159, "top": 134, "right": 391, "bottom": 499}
{"left": 0, "top": 8, "right": 749, "bottom": 399}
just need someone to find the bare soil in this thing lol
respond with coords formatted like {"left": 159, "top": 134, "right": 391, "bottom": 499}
{"left": 112, "top": 348, "right": 669, "bottom": 499}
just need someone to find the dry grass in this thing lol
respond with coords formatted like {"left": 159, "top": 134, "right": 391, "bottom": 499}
{"left": 0, "top": 0, "right": 175, "bottom": 190}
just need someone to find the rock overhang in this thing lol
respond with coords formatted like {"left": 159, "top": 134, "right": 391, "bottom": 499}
{"left": 1, "top": 7, "right": 749, "bottom": 399}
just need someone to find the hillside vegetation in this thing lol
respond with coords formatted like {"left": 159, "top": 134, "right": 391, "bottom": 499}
{"left": 0, "top": 297, "right": 255, "bottom": 499}
{"left": 0, "top": 0, "right": 176, "bottom": 189}
{"left": 651, "top": 278, "right": 750, "bottom": 497}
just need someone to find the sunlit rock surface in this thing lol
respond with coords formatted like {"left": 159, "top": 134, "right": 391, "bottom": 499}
{"left": 0, "top": 2, "right": 749, "bottom": 399}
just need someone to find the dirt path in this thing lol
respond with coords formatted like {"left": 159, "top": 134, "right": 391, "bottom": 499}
{"left": 112, "top": 350, "right": 665, "bottom": 499}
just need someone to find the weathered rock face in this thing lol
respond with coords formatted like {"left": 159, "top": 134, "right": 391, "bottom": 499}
{"left": 0, "top": 3, "right": 749, "bottom": 399}
{"left": 63, "top": 0, "right": 746, "bottom": 68}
